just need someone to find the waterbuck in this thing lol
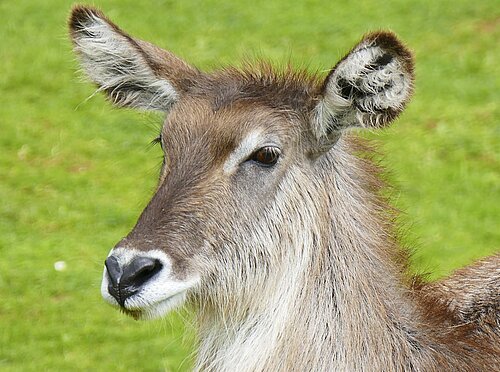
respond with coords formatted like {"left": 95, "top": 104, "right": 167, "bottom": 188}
{"left": 69, "top": 6, "right": 499, "bottom": 371}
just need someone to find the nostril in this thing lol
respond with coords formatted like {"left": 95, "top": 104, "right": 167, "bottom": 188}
{"left": 121, "top": 257, "right": 163, "bottom": 289}
{"left": 104, "top": 255, "right": 122, "bottom": 286}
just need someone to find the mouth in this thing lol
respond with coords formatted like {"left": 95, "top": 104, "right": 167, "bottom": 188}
{"left": 118, "top": 291, "right": 188, "bottom": 320}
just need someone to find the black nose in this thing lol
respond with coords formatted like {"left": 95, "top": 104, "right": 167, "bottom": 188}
{"left": 104, "top": 255, "right": 163, "bottom": 306}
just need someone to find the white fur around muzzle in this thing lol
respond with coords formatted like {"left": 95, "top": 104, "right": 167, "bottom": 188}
{"left": 101, "top": 248, "right": 199, "bottom": 319}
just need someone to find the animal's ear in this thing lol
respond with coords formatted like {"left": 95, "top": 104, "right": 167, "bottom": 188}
{"left": 68, "top": 6, "right": 199, "bottom": 111}
{"left": 312, "top": 31, "right": 414, "bottom": 145}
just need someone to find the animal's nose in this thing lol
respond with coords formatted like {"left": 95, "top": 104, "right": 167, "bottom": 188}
{"left": 104, "top": 255, "right": 163, "bottom": 306}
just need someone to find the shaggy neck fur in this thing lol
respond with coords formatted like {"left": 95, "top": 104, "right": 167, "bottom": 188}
{"left": 193, "top": 137, "right": 411, "bottom": 370}
{"left": 193, "top": 137, "right": 492, "bottom": 371}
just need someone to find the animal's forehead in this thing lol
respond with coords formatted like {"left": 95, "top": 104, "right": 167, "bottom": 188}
{"left": 160, "top": 65, "right": 320, "bottom": 154}
{"left": 189, "top": 65, "right": 320, "bottom": 113}
{"left": 162, "top": 98, "right": 301, "bottom": 152}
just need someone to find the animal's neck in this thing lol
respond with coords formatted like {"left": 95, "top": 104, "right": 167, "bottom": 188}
{"left": 194, "top": 138, "right": 431, "bottom": 371}
{"left": 195, "top": 249, "right": 421, "bottom": 371}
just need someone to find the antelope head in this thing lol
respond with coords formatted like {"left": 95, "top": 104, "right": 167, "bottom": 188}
{"left": 69, "top": 6, "right": 414, "bottom": 320}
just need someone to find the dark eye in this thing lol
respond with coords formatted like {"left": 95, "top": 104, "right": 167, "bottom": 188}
{"left": 250, "top": 146, "right": 281, "bottom": 167}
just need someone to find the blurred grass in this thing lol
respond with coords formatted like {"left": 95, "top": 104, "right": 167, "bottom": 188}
{"left": 0, "top": 0, "right": 498, "bottom": 370}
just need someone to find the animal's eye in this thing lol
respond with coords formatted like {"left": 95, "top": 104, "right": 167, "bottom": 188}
{"left": 249, "top": 146, "right": 281, "bottom": 167}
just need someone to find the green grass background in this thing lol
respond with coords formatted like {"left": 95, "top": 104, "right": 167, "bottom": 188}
{"left": 0, "top": 0, "right": 498, "bottom": 370}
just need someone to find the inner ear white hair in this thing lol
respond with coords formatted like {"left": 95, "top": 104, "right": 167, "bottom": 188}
{"left": 69, "top": 6, "right": 198, "bottom": 111}
{"left": 312, "top": 31, "right": 414, "bottom": 142}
